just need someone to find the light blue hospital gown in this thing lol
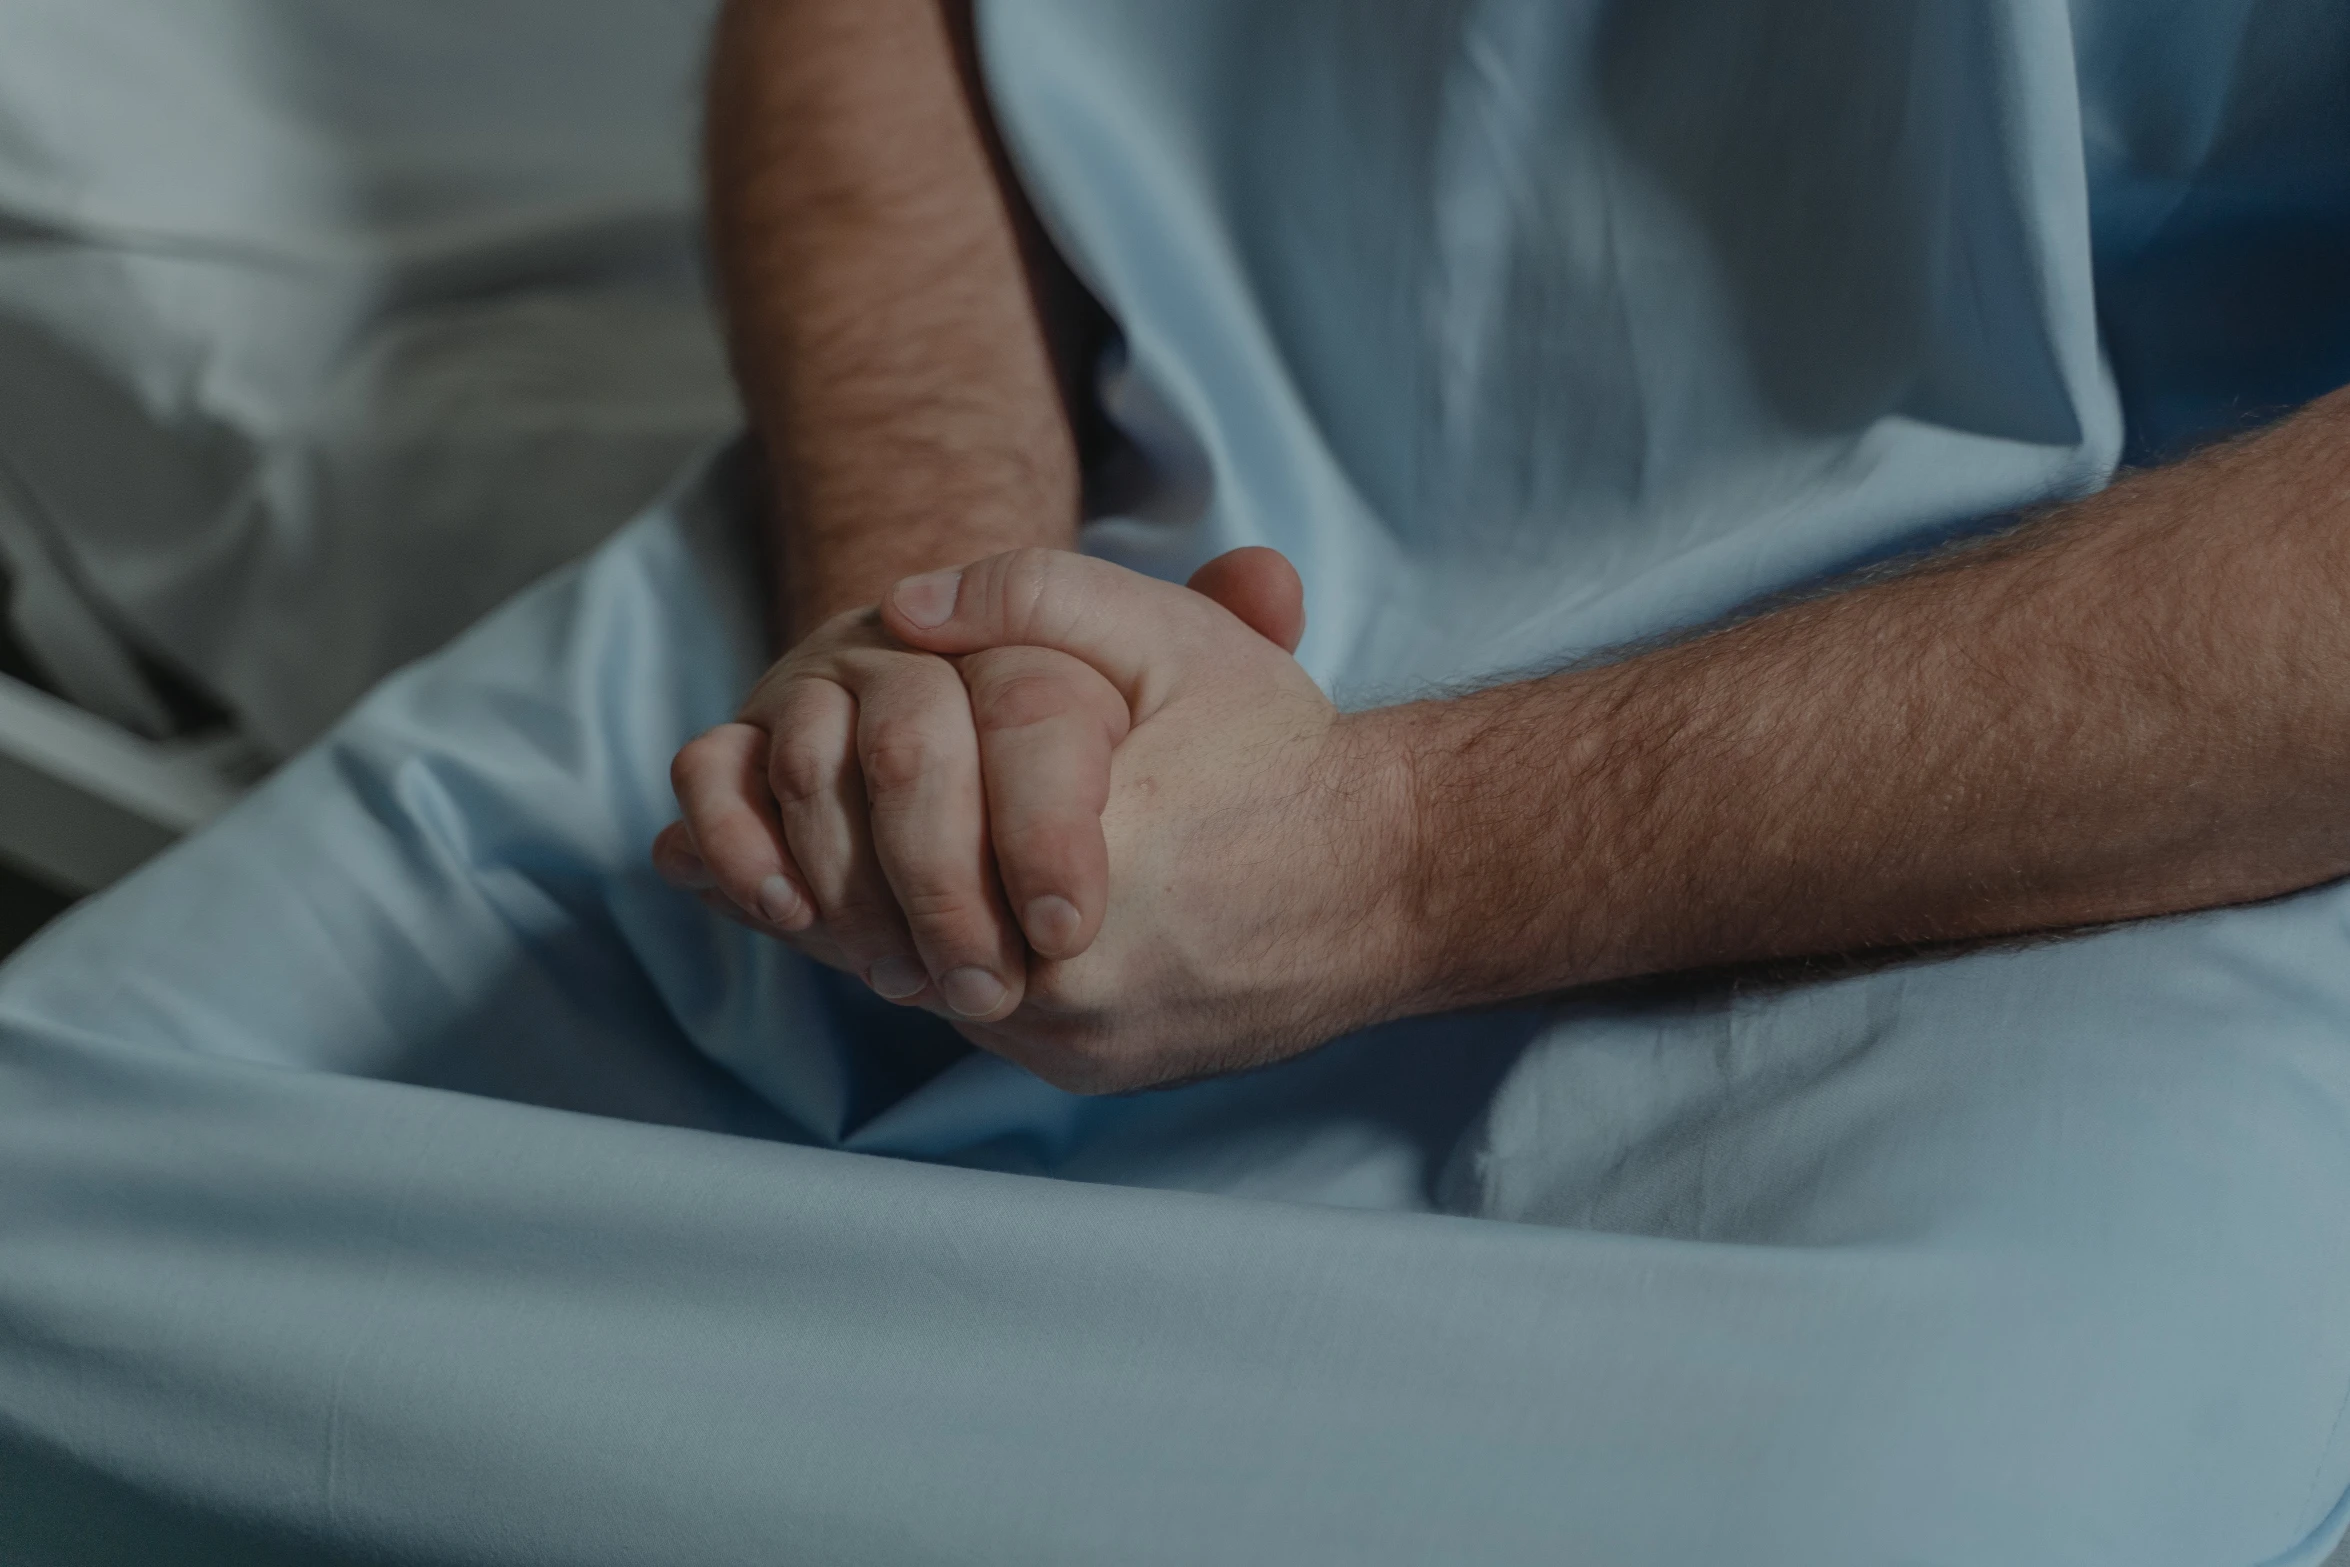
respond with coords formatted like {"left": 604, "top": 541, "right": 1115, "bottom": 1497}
{"left": 5, "top": 3, "right": 2350, "bottom": 1563}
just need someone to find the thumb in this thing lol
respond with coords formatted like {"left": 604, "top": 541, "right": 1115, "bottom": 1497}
{"left": 881, "top": 548, "right": 1238, "bottom": 716}
{"left": 1186, "top": 546, "right": 1305, "bottom": 653}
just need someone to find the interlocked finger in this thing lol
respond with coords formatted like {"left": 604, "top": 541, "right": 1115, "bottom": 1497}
{"left": 764, "top": 675, "right": 935, "bottom": 1002}
{"left": 959, "top": 645, "right": 1128, "bottom": 959}
{"left": 667, "top": 723, "right": 808, "bottom": 929}
{"left": 854, "top": 655, "right": 1026, "bottom": 1020}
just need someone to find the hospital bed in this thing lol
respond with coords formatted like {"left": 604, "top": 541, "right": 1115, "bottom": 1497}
{"left": 0, "top": 668, "right": 251, "bottom": 895}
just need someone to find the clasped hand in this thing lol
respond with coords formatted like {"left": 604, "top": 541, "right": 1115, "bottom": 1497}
{"left": 654, "top": 547, "right": 1415, "bottom": 1092}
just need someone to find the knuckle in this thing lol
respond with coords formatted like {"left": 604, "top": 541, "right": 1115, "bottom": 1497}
{"left": 669, "top": 731, "right": 722, "bottom": 795}
{"left": 766, "top": 737, "right": 831, "bottom": 807}
{"left": 859, "top": 720, "right": 939, "bottom": 795}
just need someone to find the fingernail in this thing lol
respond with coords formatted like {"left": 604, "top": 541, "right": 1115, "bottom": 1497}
{"left": 891, "top": 569, "right": 961, "bottom": 629}
{"left": 1023, "top": 895, "right": 1081, "bottom": 953}
{"left": 868, "top": 955, "right": 928, "bottom": 1000}
{"left": 663, "top": 846, "right": 714, "bottom": 890}
{"left": 756, "top": 875, "right": 803, "bottom": 926}
{"left": 940, "top": 966, "right": 1007, "bottom": 1017}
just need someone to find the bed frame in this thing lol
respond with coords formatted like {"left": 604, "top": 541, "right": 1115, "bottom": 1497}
{"left": 0, "top": 670, "right": 253, "bottom": 895}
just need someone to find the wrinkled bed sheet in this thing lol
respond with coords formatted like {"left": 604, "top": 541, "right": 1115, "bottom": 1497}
{"left": 0, "top": 0, "right": 735, "bottom": 751}
{"left": 4, "top": 1, "right": 2350, "bottom": 1563}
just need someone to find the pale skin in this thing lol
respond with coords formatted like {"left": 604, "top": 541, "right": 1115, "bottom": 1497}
{"left": 664, "top": 0, "right": 2350, "bottom": 1093}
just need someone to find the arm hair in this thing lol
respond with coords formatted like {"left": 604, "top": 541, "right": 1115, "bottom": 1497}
{"left": 1369, "top": 386, "right": 2350, "bottom": 1009}
{"left": 703, "top": 0, "right": 1095, "bottom": 643}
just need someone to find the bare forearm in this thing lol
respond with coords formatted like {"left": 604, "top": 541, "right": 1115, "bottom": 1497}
{"left": 1375, "top": 388, "right": 2350, "bottom": 1010}
{"left": 704, "top": 0, "right": 1080, "bottom": 641}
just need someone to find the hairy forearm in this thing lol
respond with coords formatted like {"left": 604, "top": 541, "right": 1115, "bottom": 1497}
{"left": 1372, "top": 388, "right": 2350, "bottom": 1010}
{"left": 704, "top": 0, "right": 1081, "bottom": 641}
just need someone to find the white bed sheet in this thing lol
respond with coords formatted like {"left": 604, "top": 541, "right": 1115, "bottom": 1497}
{"left": 0, "top": 0, "right": 738, "bottom": 754}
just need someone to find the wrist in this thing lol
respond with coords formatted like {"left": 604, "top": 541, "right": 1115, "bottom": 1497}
{"left": 1325, "top": 704, "right": 1446, "bottom": 1028}
{"left": 1338, "top": 675, "right": 1634, "bottom": 1022}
